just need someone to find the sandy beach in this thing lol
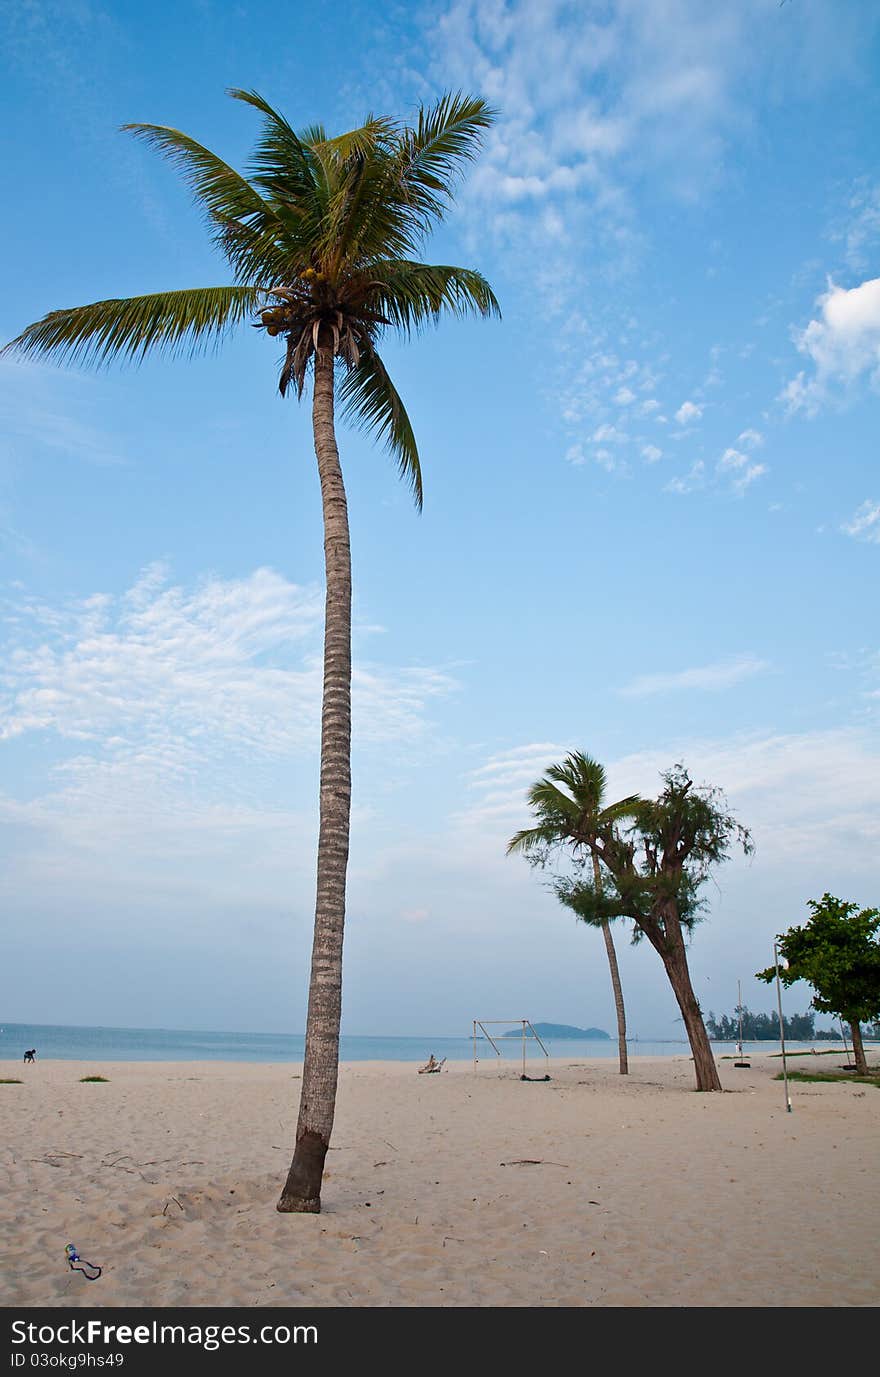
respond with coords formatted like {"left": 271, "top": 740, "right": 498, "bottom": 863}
{"left": 2, "top": 1053, "right": 878, "bottom": 1308}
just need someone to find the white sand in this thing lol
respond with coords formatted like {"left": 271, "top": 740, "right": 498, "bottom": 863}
{"left": 2, "top": 1053, "right": 878, "bottom": 1308}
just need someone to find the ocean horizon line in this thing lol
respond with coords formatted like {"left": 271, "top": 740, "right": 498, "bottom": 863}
{"left": 0, "top": 1019, "right": 851, "bottom": 1067}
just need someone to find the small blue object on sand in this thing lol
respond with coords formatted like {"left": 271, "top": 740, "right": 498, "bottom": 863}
{"left": 65, "top": 1244, "right": 101, "bottom": 1280}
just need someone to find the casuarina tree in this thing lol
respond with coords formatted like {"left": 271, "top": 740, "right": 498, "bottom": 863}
{"left": 508, "top": 751, "right": 640, "bottom": 1075}
{"left": 554, "top": 764, "right": 752, "bottom": 1091}
{"left": 5, "top": 89, "right": 499, "bottom": 1211}
{"left": 757, "top": 894, "right": 880, "bottom": 1074}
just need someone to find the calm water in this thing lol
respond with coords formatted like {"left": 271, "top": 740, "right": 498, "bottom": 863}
{"left": 0, "top": 1022, "right": 839, "bottom": 1064}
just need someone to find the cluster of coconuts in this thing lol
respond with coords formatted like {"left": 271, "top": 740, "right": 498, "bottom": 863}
{"left": 260, "top": 307, "right": 289, "bottom": 337}
{"left": 260, "top": 267, "right": 329, "bottom": 336}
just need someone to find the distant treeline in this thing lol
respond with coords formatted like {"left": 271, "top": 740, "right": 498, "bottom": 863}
{"left": 705, "top": 1007, "right": 841, "bottom": 1041}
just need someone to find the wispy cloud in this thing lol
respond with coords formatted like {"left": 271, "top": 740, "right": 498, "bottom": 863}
{"left": 841, "top": 499, "right": 880, "bottom": 545}
{"left": 0, "top": 358, "right": 129, "bottom": 468}
{"left": 737, "top": 428, "right": 764, "bottom": 449}
{"left": 428, "top": 0, "right": 862, "bottom": 487}
{"left": 831, "top": 177, "right": 880, "bottom": 273}
{"left": 664, "top": 460, "right": 705, "bottom": 495}
{"left": 458, "top": 740, "right": 569, "bottom": 832}
{"left": 1, "top": 565, "right": 457, "bottom": 780}
{"left": 460, "top": 726, "right": 880, "bottom": 864}
{"left": 0, "top": 565, "right": 461, "bottom": 917}
{"left": 717, "top": 447, "right": 768, "bottom": 495}
{"left": 619, "top": 654, "right": 769, "bottom": 698}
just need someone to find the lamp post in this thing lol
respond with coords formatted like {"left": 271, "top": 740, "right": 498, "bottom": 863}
{"left": 774, "top": 940, "right": 792, "bottom": 1113}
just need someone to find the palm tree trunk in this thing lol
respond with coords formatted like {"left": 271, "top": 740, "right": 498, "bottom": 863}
{"left": 659, "top": 917, "right": 721, "bottom": 1092}
{"left": 849, "top": 1021, "right": 867, "bottom": 1075}
{"left": 592, "top": 853, "right": 627, "bottom": 1074}
{"left": 278, "top": 345, "right": 352, "bottom": 1213}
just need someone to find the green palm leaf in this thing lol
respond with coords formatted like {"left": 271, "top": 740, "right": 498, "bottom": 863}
{"left": 228, "top": 89, "right": 327, "bottom": 229}
{"left": 372, "top": 261, "right": 500, "bottom": 335}
{"left": 392, "top": 93, "right": 497, "bottom": 236}
{"left": 339, "top": 346, "right": 422, "bottom": 508}
{"left": 124, "top": 122, "right": 301, "bottom": 283}
{"left": 508, "top": 751, "right": 641, "bottom": 858}
{"left": 4, "top": 286, "right": 263, "bottom": 367}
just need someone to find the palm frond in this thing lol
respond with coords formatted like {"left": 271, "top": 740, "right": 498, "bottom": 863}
{"left": 317, "top": 117, "right": 399, "bottom": 162}
{"left": 339, "top": 345, "right": 422, "bottom": 508}
{"left": 390, "top": 93, "right": 496, "bottom": 237}
{"left": 525, "top": 779, "right": 581, "bottom": 824}
{"left": 124, "top": 122, "right": 275, "bottom": 225}
{"left": 4, "top": 286, "right": 262, "bottom": 367}
{"left": 313, "top": 95, "right": 497, "bottom": 267}
{"left": 228, "top": 89, "right": 327, "bottom": 229}
{"left": 506, "top": 823, "right": 564, "bottom": 856}
{"left": 599, "top": 794, "right": 642, "bottom": 825}
{"left": 370, "top": 260, "right": 500, "bottom": 335}
{"left": 123, "top": 123, "right": 300, "bottom": 283}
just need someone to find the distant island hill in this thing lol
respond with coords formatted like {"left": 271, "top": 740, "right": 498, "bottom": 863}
{"left": 500, "top": 1022, "right": 610, "bottom": 1040}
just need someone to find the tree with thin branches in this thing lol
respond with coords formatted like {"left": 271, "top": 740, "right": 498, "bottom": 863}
{"left": 556, "top": 764, "right": 752, "bottom": 1091}
{"left": 507, "top": 751, "right": 640, "bottom": 1075}
{"left": 5, "top": 88, "right": 499, "bottom": 1212}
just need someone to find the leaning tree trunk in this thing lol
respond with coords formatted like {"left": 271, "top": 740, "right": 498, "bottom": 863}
{"left": 849, "top": 1021, "right": 868, "bottom": 1075}
{"left": 592, "top": 854, "right": 628, "bottom": 1074}
{"left": 658, "top": 917, "right": 721, "bottom": 1092}
{"left": 278, "top": 346, "right": 352, "bottom": 1213}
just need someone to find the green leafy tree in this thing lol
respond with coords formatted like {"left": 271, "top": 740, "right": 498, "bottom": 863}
{"left": 5, "top": 89, "right": 499, "bottom": 1213}
{"left": 554, "top": 764, "right": 752, "bottom": 1091}
{"left": 705, "top": 1008, "right": 816, "bottom": 1041}
{"left": 507, "top": 751, "right": 640, "bottom": 1074}
{"left": 757, "top": 894, "right": 880, "bottom": 1074}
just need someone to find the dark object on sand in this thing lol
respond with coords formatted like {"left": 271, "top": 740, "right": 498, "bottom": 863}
{"left": 520, "top": 1074, "right": 551, "bottom": 1082}
{"left": 23, "top": 1049, "right": 36, "bottom": 1063}
{"left": 65, "top": 1244, "right": 101, "bottom": 1281}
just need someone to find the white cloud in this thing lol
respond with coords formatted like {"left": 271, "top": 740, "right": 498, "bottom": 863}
{"left": 833, "top": 177, "right": 880, "bottom": 272}
{"left": 664, "top": 460, "right": 705, "bottom": 494}
{"left": 460, "top": 727, "right": 880, "bottom": 870}
{"left": 782, "top": 277, "right": 880, "bottom": 413}
{"left": 619, "top": 654, "right": 769, "bottom": 698}
{"left": 592, "top": 422, "right": 628, "bottom": 444}
{"left": 717, "top": 447, "right": 768, "bottom": 494}
{"left": 737, "top": 428, "right": 764, "bottom": 449}
{"left": 0, "top": 566, "right": 457, "bottom": 776}
{"left": 641, "top": 444, "right": 663, "bottom": 463}
{"left": 0, "top": 567, "right": 461, "bottom": 927}
{"left": 605, "top": 730, "right": 880, "bottom": 865}
{"left": 842, "top": 499, "right": 880, "bottom": 544}
{"left": 614, "top": 386, "right": 636, "bottom": 405}
{"left": 718, "top": 447, "right": 748, "bottom": 471}
{"left": 674, "top": 400, "right": 702, "bottom": 425}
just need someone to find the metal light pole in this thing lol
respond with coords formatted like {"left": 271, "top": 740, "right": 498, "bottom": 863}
{"left": 774, "top": 940, "right": 792, "bottom": 1112}
{"left": 734, "top": 977, "right": 750, "bottom": 1067}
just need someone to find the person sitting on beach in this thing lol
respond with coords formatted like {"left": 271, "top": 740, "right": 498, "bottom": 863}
{"left": 418, "top": 1054, "right": 445, "bottom": 1074}
{"left": 23, "top": 1049, "right": 36, "bottom": 1063}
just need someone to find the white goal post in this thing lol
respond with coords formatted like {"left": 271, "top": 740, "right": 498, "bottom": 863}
{"left": 472, "top": 1019, "right": 550, "bottom": 1077}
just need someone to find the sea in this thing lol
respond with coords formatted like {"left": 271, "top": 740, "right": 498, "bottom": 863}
{"left": 0, "top": 1022, "right": 839, "bottom": 1064}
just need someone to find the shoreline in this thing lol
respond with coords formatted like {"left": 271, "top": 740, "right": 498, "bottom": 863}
{"left": 3, "top": 1053, "right": 878, "bottom": 1308}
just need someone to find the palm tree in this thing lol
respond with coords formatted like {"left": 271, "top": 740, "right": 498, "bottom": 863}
{"left": 5, "top": 89, "right": 499, "bottom": 1213}
{"left": 507, "top": 751, "right": 639, "bottom": 1074}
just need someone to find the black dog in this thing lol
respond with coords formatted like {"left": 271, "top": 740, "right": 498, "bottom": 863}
{"left": 23, "top": 1049, "right": 36, "bottom": 1063}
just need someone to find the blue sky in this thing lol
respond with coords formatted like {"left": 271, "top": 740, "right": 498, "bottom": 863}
{"left": 1, "top": 0, "right": 878, "bottom": 1038}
